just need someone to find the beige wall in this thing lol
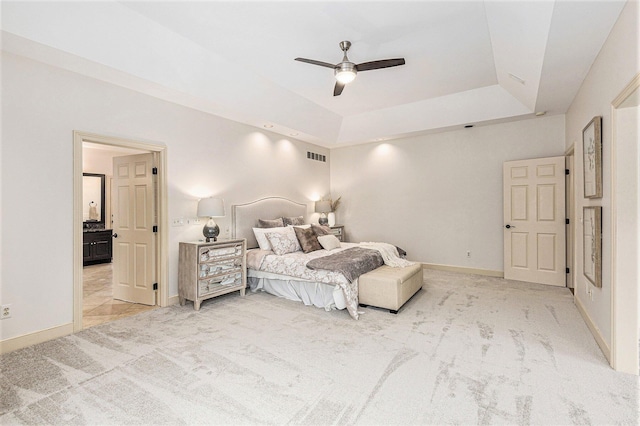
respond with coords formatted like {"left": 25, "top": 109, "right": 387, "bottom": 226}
{"left": 0, "top": 52, "right": 330, "bottom": 341}
{"left": 330, "top": 115, "right": 566, "bottom": 272}
{"left": 565, "top": 0, "right": 639, "bottom": 350}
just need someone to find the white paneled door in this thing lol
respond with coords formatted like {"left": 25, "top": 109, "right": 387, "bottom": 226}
{"left": 503, "top": 156, "right": 566, "bottom": 286}
{"left": 112, "top": 153, "right": 157, "bottom": 305}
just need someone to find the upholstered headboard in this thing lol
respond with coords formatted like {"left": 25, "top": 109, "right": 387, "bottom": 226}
{"left": 232, "top": 197, "right": 308, "bottom": 249}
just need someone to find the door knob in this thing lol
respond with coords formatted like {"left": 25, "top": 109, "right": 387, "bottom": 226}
{"left": 505, "top": 224, "right": 515, "bottom": 229}
{"left": 113, "top": 233, "right": 118, "bottom": 238}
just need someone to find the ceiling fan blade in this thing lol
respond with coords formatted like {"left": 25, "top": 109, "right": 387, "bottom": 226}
{"left": 356, "top": 58, "right": 406, "bottom": 72}
{"left": 295, "top": 58, "right": 336, "bottom": 69}
{"left": 333, "top": 82, "right": 345, "bottom": 97}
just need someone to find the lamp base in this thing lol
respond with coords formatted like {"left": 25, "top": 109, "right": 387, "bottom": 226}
{"left": 318, "top": 216, "right": 328, "bottom": 226}
{"left": 203, "top": 219, "right": 220, "bottom": 242}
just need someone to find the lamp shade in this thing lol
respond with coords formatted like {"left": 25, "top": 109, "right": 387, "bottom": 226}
{"left": 197, "top": 197, "right": 225, "bottom": 217}
{"left": 315, "top": 200, "right": 332, "bottom": 214}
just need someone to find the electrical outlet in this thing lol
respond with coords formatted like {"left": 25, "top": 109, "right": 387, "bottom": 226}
{"left": 187, "top": 218, "right": 203, "bottom": 225}
{"left": 466, "top": 251, "right": 471, "bottom": 258}
{"left": 1, "top": 304, "right": 12, "bottom": 319}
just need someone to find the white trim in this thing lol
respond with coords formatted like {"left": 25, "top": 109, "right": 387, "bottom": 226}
{"left": 575, "top": 294, "right": 611, "bottom": 364}
{"left": 73, "top": 136, "right": 84, "bottom": 332}
{"left": 610, "top": 73, "right": 640, "bottom": 374}
{"left": 168, "top": 295, "right": 180, "bottom": 306}
{"left": 0, "top": 323, "right": 74, "bottom": 354}
{"left": 565, "top": 150, "right": 575, "bottom": 289}
{"left": 73, "top": 131, "right": 169, "bottom": 335}
{"left": 422, "top": 263, "right": 504, "bottom": 278}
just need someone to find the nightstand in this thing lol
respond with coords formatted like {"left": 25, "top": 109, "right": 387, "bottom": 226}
{"left": 178, "top": 238, "right": 246, "bottom": 310}
{"left": 330, "top": 225, "right": 345, "bottom": 242}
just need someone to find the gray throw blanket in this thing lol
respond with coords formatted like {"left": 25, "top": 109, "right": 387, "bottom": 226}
{"left": 306, "top": 247, "right": 384, "bottom": 282}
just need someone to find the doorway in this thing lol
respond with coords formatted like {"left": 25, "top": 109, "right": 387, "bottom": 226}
{"left": 73, "top": 131, "right": 168, "bottom": 332}
{"left": 565, "top": 147, "right": 575, "bottom": 290}
{"left": 82, "top": 145, "right": 156, "bottom": 328}
{"left": 610, "top": 75, "right": 639, "bottom": 374}
{"left": 503, "top": 156, "right": 566, "bottom": 286}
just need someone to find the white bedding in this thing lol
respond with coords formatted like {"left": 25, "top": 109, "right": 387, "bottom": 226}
{"left": 247, "top": 243, "right": 363, "bottom": 285}
{"left": 247, "top": 270, "right": 347, "bottom": 311}
{"left": 246, "top": 242, "right": 414, "bottom": 319}
{"left": 247, "top": 243, "right": 362, "bottom": 318}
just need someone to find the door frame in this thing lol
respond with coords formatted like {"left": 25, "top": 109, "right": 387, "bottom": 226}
{"left": 73, "top": 131, "right": 169, "bottom": 332}
{"left": 610, "top": 74, "right": 640, "bottom": 374}
{"left": 565, "top": 145, "right": 575, "bottom": 289}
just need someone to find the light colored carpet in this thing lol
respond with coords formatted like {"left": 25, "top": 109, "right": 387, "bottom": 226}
{"left": 1, "top": 270, "right": 638, "bottom": 425}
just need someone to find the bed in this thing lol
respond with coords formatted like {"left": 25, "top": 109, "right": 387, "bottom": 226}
{"left": 232, "top": 197, "right": 415, "bottom": 319}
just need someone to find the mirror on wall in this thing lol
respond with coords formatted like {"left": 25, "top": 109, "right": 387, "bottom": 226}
{"left": 83, "top": 173, "right": 106, "bottom": 226}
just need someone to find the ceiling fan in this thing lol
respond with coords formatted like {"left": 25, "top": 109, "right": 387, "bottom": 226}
{"left": 295, "top": 41, "right": 406, "bottom": 96}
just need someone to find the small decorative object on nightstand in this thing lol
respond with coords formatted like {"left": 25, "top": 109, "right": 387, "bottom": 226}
{"left": 178, "top": 238, "right": 246, "bottom": 310}
{"left": 330, "top": 225, "right": 345, "bottom": 242}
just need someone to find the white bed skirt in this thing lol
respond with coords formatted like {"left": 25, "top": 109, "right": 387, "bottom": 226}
{"left": 247, "top": 270, "right": 347, "bottom": 312}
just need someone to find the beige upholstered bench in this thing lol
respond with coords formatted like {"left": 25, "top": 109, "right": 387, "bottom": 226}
{"left": 358, "top": 263, "right": 423, "bottom": 314}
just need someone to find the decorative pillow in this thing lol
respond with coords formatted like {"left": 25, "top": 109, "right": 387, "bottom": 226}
{"left": 253, "top": 226, "right": 289, "bottom": 251}
{"left": 258, "top": 218, "right": 285, "bottom": 228}
{"left": 282, "top": 216, "right": 305, "bottom": 226}
{"left": 294, "top": 226, "right": 322, "bottom": 253}
{"left": 311, "top": 224, "right": 332, "bottom": 236}
{"left": 318, "top": 234, "right": 341, "bottom": 251}
{"left": 265, "top": 230, "right": 301, "bottom": 255}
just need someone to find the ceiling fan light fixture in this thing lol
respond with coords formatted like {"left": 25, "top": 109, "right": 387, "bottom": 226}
{"left": 335, "top": 70, "right": 356, "bottom": 84}
{"left": 296, "top": 40, "right": 404, "bottom": 96}
{"left": 335, "top": 62, "right": 357, "bottom": 84}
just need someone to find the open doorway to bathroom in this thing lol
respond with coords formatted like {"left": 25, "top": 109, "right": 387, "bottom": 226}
{"left": 73, "top": 132, "right": 169, "bottom": 332}
{"left": 82, "top": 143, "right": 156, "bottom": 328}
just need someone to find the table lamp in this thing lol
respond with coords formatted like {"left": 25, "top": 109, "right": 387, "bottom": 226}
{"left": 315, "top": 200, "right": 332, "bottom": 226}
{"left": 197, "top": 197, "right": 225, "bottom": 242}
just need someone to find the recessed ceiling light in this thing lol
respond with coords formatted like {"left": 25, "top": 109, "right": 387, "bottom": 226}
{"left": 290, "top": 132, "right": 299, "bottom": 136}
{"left": 263, "top": 124, "right": 273, "bottom": 128}
{"left": 535, "top": 111, "right": 547, "bottom": 116}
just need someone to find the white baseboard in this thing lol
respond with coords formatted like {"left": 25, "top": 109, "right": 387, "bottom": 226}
{"left": 422, "top": 263, "right": 504, "bottom": 278}
{"left": 0, "top": 323, "right": 74, "bottom": 355}
{"left": 574, "top": 295, "right": 611, "bottom": 364}
{"left": 167, "top": 295, "right": 180, "bottom": 306}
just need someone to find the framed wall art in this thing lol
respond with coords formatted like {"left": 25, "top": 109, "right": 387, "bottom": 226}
{"left": 583, "top": 206, "right": 602, "bottom": 288}
{"left": 582, "top": 116, "right": 602, "bottom": 198}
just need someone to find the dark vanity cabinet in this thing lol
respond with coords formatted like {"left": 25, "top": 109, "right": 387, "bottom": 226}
{"left": 83, "top": 230, "right": 113, "bottom": 266}
{"left": 83, "top": 172, "right": 111, "bottom": 266}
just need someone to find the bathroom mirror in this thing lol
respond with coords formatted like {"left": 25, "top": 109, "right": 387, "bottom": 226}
{"left": 83, "top": 173, "right": 105, "bottom": 225}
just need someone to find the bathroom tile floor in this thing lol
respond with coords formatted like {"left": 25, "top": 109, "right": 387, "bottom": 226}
{"left": 83, "top": 263, "right": 156, "bottom": 328}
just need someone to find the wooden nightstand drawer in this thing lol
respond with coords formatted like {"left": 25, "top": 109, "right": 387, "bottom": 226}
{"left": 330, "top": 225, "right": 345, "bottom": 242}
